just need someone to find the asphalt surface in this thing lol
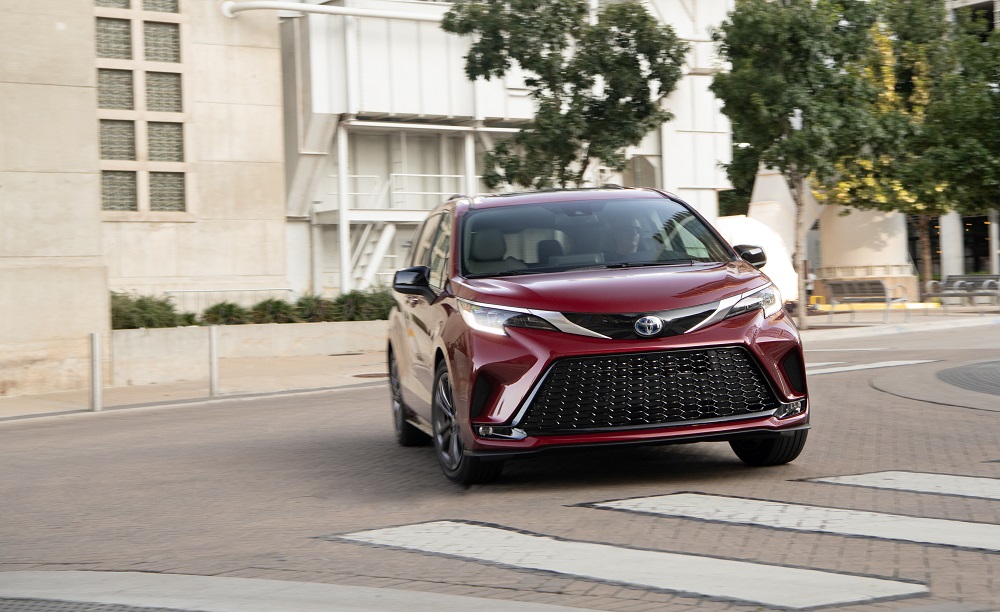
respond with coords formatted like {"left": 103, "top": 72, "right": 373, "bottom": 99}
{"left": 1, "top": 312, "right": 998, "bottom": 611}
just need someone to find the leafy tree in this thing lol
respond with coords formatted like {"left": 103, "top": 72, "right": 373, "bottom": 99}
{"left": 442, "top": 0, "right": 689, "bottom": 188}
{"left": 718, "top": 138, "right": 758, "bottom": 217}
{"left": 811, "top": 0, "right": 956, "bottom": 290}
{"left": 922, "top": 11, "right": 1000, "bottom": 226}
{"left": 710, "top": 0, "right": 878, "bottom": 329}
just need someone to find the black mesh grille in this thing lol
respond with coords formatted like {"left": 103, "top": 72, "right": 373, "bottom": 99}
{"left": 470, "top": 375, "right": 493, "bottom": 418}
{"left": 518, "top": 346, "right": 780, "bottom": 434}
{"left": 781, "top": 350, "right": 806, "bottom": 394}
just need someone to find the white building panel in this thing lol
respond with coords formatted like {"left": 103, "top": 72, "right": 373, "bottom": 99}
{"left": 308, "top": 14, "right": 347, "bottom": 114}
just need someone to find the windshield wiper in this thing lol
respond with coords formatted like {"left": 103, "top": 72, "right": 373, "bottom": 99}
{"left": 605, "top": 259, "right": 695, "bottom": 269}
{"left": 466, "top": 269, "right": 535, "bottom": 278}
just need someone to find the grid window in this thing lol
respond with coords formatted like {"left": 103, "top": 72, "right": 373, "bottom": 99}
{"left": 143, "top": 0, "right": 179, "bottom": 12}
{"left": 102, "top": 171, "right": 138, "bottom": 211}
{"left": 144, "top": 22, "right": 180, "bottom": 62}
{"left": 98, "top": 69, "right": 134, "bottom": 110}
{"left": 100, "top": 120, "right": 136, "bottom": 160}
{"left": 97, "top": 3, "right": 186, "bottom": 214}
{"left": 148, "top": 122, "right": 184, "bottom": 162}
{"left": 150, "top": 172, "right": 185, "bottom": 211}
{"left": 146, "top": 72, "right": 182, "bottom": 112}
{"left": 96, "top": 18, "right": 132, "bottom": 59}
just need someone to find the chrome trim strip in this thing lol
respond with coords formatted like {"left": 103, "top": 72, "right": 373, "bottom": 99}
{"left": 687, "top": 282, "right": 772, "bottom": 333}
{"left": 529, "top": 310, "right": 611, "bottom": 339}
{"left": 516, "top": 408, "right": 780, "bottom": 434}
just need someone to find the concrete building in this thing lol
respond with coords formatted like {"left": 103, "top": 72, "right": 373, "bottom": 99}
{"left": 0, "top": 0, "right": 735, "bottom": 397}
{"left": 269, "top": 0, "right": 734, "bottom": 295}
{"left": 2, "top": 0, "right": 286, "bottom": 395}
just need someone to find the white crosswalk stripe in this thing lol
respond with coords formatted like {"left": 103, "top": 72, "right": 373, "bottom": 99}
{"left": 339, "top": 520, "right": 927, "bottom": 609}
{"left": 807, "top": 359, "right": 935, "bottom": 375}
{"left": 592, "top": 493, "right": 1000, "bottom": 552}
{"left": 810, "top": 471, "right": 1000, "bottom": 501}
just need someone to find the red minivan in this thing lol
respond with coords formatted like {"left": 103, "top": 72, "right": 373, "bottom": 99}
{"left": 388, "top": 187, "right": 808, "bottom": 484}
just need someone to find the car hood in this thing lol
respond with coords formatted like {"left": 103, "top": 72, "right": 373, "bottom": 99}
{"left": 456, "top": 262, "right": 770, "bottom": 313}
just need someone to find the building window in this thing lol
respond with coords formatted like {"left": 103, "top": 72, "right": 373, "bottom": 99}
{"left": 100, "top": 120, "right": 136, "bottom": 160}
{"left": 98, "top": 69, "right": 134, "bottom": 109}
{"left": 144, "top": 0, "right": 178, "bottom": 13}
{"left": 146, "top": 72, "right": 181, "bottom": 112}
{"left": 150, "top": 172, "right": 186, "bottom": 211}
{"left": 102, "top": 171, "right": 138, "bottom": 211}
{"left": 96, "top": 18, "right": 132, "bottom": 59}
{"left": 95, "top": 0, "right": 187, "bottom": 214}
{"left": 144, "top": 22, "right": 180, "bottom": 62}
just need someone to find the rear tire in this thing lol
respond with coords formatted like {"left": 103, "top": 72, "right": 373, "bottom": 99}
{"left": 730, "top": 430, "right": 808, "bottom": 466}
{"left": 432, "top": 362, "right": 504, "bottom": 485}
{"left": 389, "top": 349, "right": 429, "bottom": 447}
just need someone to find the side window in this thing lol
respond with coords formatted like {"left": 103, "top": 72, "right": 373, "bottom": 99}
{"left": 410, "top": 214, "right": 443, "bottom": 267}
{"left": 428, "top": 212, "right": 453, "bottom": 291}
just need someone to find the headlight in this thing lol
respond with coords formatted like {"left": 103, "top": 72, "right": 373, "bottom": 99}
{"left": 458, "top": 299, "right": 559, "bottom": 336}
{"left": 725, "top": 284, "right": 782, "bottom": 320}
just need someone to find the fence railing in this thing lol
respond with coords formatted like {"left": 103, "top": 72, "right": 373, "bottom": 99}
{"left": 163, "top": 288, "right": 296, "bottom": 314}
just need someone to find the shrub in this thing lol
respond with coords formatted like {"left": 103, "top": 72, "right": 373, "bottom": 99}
{"left": 110, "top": 292, "right": 181, "bottom": 329}
{"left": 250, "top": 298, "right": 301, "bottom": 324}
{"left": 296, "top": 294, "right": 339, "bottom": 322}
{"left": 332, "top": 287, "right": 394, "bottom": 321}
{"left": 200, "top": 301, "right": 250, "bottom": 325}
{"left": 177, "top": 312, "right": 199, "bottom": 326}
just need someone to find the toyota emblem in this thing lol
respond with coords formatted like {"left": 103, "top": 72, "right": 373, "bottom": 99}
{"left": 634, "top": 315, "right": 664, "bottom": 337}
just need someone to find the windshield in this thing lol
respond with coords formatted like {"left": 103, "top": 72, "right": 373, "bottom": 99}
{"left": 460, "top": 196, "right": 734, "bottom": 277}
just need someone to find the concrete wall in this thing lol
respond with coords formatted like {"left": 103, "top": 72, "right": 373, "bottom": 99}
{"left": 0, "top": 1, "right": 110, "bottom": 397}
{"left": 104, "top": 0, "right": 289, "bottom": 299}
{"left": 110, "top": 320, "right": 386, "bottom": 387}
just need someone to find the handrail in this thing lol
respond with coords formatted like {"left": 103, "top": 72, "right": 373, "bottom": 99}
{"left": 221, "top": 1, "right": 445, "bottom": 22}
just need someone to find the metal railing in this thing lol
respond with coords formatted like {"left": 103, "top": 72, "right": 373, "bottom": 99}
{"left": 816, "top": 264, "right": 917, "bottom": 279}
{"left": 163, "top": 288, "right": 296, "bottom": 314}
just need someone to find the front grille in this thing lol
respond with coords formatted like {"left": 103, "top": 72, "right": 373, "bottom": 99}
{"left": 517, "top": 347, "right": 779, "bottom": 434}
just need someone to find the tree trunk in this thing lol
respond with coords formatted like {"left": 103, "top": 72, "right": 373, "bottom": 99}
{"left": 787, "top": 172, "right": 809, "bottom": 331}
{"left": 917, "top": 213, "right": 932, "bottom": 298}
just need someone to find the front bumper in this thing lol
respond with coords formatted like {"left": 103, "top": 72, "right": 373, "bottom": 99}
{"left": 451, "top": 308, "right": 809, "bottom": 456}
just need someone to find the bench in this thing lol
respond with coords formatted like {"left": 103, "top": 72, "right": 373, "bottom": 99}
{"left": 924, "top": 275, "right": 1000, "bottom": 314}
{"left": 826, "top": 279, "right": 909, "bottom": 323}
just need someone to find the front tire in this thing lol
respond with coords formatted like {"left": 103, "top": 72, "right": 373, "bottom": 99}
{"left": 389, "top": 349, "right": 428, "bottom": 447}
{"left": 432, "top": 362, "right": 504, "bottom": 485}
{"left": 730, "top": 430, "right": 808, "bottom": 466}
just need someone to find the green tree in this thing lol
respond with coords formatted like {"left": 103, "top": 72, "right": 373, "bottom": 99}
{"left": 710, "top": 0, "right": 878, "bottom": 329}
{"left": 718, "top": 138, "right": 758, "bottom": 217}
{"left": 442, "top": 0, "right": 689, "bottom": 188}
{"left": 812, "top": 0, "right": 956, "bottom": 290}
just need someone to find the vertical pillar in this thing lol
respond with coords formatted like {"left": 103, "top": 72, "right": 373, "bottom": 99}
{"left": 90, "top": 333, "right": 103, "bottom": 412}
{"left": 939, "top": 211, "right": 964, "bottom": 279}
{"left": 989, "top": 209, "right": 999, "bottom": 275}
{"left": 337, "top": 123, "right": 352, "bottom": 294}
{"left": 464, "top": 132, "right": 476, "bottom": 195}
{"left": 209, "top": 325, "right": 220, "bottom": 397}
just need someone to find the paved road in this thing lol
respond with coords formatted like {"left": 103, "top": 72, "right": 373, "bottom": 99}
{"left": 1, "top": 325, "right": 998, "bottom": 611}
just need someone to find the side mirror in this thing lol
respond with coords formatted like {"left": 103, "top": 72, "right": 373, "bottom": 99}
{"left": 734, "top": 245, "right": 767, "bottom": 269}
{"left": 393, "top": 266, "right": 435, "bottom": 300}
